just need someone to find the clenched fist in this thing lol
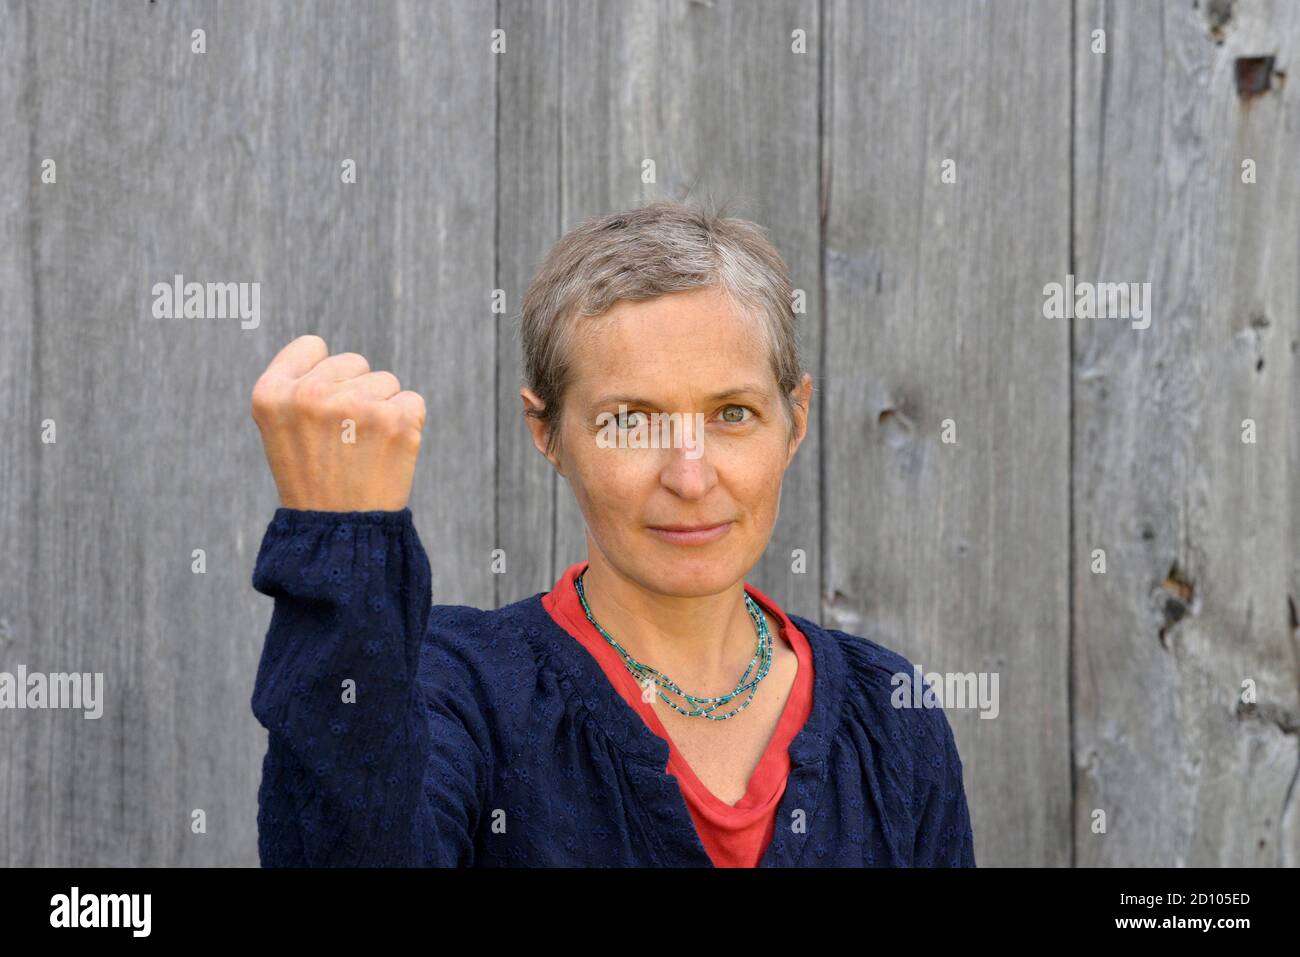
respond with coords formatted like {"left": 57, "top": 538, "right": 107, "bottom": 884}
{"left": 250, "top": 335, "right": 427, "bottom": 511}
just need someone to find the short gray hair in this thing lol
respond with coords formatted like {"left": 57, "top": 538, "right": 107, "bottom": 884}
{"left": 519, "top": 198, "right": 804, "bottom": 458}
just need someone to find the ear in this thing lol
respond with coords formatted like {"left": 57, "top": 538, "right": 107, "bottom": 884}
{"left": 520, "top": 387, "right": 564, "bottom": 473}
{"left": 785, "top": 373, "right": 813, "bottom": 464}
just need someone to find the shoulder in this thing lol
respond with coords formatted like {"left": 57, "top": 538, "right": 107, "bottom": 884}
{"left": 420, "top": 599, "right": 542, "bottom": 693}
{"left": 418, "top": 598, "right": 566, "bottom": 712}
{"left": 790, "top": 615, "right": 962, "bottom": 786}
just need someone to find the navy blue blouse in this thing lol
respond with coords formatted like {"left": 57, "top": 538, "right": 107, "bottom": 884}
{"left": 250, "top": 507, "right": 976, "bottom": 867}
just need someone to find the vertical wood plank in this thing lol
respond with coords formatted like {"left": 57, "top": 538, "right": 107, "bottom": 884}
{"left": 498, "top": 0, "right": 564, "bottom": 602}
{"left": 824, "top": 0, "right": 1073, "bottom": 867}
{"left": 556, "top": 0, "right": 824, "bottom": 614}
{"left": 1073, "top": 0, "right": 1300, "bottom": 865}
{"left": 0, "top": 0, "right": 39, "bottom": 868}
{"left": 10, "top": 0, "right": 494, "bottom": 865}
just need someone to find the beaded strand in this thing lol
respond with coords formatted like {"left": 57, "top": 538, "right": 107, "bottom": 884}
{"left": 574, "top": 570, "right": 773, "bottom": 720}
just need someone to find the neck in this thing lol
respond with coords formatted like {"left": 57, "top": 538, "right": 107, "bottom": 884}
{"left": 578, "top": 549, "right": 764, "bottom": 691}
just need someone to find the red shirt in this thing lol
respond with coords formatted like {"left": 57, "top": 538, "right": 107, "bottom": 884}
{"left": 541, "top": 560, "right": 815, "bottom": 867}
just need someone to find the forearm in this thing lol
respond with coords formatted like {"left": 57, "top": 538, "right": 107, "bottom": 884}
{"left": 250, "top": 507, "right": 433, "bottom": 865}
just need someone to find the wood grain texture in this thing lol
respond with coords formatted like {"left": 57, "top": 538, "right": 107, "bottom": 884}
{"left": 497, "top": 0, "right": 564, "bottom": 604}
{"left": 0, "top": 0, "right": 1295, "bottom": 868}
{"left": 556, "top": 0, "right": 823, "bottom": 615}
{"left": 823, "top": 1, "right": 1073, "bottom": 867}
{"left": 0, "top": 0, "right": 39, "bottom": 870}
{"left": 1073, "top": 0, "right": 1300, "bottom": 865}
{"left": 2, "top": 0, "right": 494, "bottom": 865}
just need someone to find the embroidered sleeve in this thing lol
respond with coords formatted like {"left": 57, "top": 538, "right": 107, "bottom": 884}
{"left": 249, "top": 507, "right": 483, "bottom": 866}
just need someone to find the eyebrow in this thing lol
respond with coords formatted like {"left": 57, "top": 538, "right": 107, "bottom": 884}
{"left": 588, "top": 384, "right": 772, "bottom": 410}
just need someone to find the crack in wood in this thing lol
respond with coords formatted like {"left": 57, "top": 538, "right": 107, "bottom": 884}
{"left": 1235, "top": 698, "right": 1300, "bottom": 736}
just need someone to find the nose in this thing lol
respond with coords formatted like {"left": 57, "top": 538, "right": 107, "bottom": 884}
{"left": 657, "top": 420, "right": 716, "bottom": 499}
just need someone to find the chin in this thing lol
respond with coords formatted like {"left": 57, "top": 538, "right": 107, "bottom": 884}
{"left": 638, "top": 547, "right": 751, "bottom": 595}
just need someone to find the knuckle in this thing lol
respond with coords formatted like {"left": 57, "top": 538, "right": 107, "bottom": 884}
{"left": 333, "top": 399, "right": 383, "bottom": 439}
{"left": 394, "top": 423, "right": 423, "bottom": 452}
{"left": 290, "top": 377, "right": 330, "bottom": 414}
{"left": 401, "top": 392, "right": 427, "bottom": 428}
{"left": 356, "top": 399, "right": 393, "bottom": 427}
{"left": 250, "top": 377, "right": 284, "bottom": 420}
{"left": 337, "top": 351, "right": 370, "bottom": 372}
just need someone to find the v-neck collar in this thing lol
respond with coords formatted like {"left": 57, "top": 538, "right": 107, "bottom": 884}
{"left": 544, "top": 559, "right": 812, "bottom": 818}
{"left": 507, "top": 569, "right": 847, "bottom": 867}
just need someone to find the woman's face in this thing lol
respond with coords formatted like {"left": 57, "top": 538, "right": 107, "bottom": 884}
{"left": 523, "top": 285, "right": 812, "bottom": 597}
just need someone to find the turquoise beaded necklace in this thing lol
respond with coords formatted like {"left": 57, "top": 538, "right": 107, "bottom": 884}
{"left": 574, "top": 569, "right": 773, "bottom": 720}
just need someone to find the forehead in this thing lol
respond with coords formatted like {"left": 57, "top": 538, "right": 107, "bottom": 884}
{"left": 568, "top": 287, "right": 771, "bottom": 395}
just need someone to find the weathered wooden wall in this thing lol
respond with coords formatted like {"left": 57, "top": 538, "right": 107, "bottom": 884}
{"left": 1073, "top": 0, "right": 1300, "bottom": 865}
{"left": 0, "top": 0, "right": 1295, "bottom": 867}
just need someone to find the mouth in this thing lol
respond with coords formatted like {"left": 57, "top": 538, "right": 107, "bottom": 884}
{"left": 646, "top": 521, "right": 734, "bottom": 545}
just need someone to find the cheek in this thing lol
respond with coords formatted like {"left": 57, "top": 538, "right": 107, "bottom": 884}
{"left": 738, "top": 474, "right": 783, "bottom": 526}
{"left": 568, "top": 448, "right": 654, "bottom": 523}
{"left": 590, "top": 447, "right": 652, "bottom": 492}
{"left": 722, "top": 437, "right": 787, "bottom": 499}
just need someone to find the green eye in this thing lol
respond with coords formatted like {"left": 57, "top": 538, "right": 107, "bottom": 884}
{"left": 720, "top": 405, "right": 752, "bottom": 424}
{"left": 617, "top": 410, "right": 648, "bottom": 429}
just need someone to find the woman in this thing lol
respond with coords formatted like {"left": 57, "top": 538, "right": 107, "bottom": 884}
{"left": 248, "top": 199, "right": 976, "bottom": 867}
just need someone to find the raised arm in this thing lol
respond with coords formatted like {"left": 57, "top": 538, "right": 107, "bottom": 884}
{"left": 247, "top": 336, "right": 484, "bottom": 866}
